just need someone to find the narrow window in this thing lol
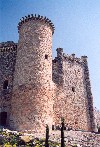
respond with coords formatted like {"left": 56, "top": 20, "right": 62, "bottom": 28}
{"left": 72, "top": 87, "right": 75, "bottom": 92}
{"left": 45, "top": 54, "right": 48, "bottom": 59}
{"left": 52, "top": 125, "right": 55, "bottom": 130}
{"left": 3, "top": 80, "right": 8, "bottom": 89}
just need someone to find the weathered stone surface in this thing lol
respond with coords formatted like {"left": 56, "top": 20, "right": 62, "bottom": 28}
{"left": 0, "top": 14, "right": 97, "bottom": 135}
{"left": 0, "top": 43, "right": 17, "bottom": 126}
{"left": 10, "top": 15, "right": 54, "bottom": 133}
{"left": 52, "top": 49, "right": 96, "bottom": 132}
{"left": 49, "top": 130, "right": 100, "bottom": 147}
{"left": 94, "top": 107, "right": 100, "bottom": 129}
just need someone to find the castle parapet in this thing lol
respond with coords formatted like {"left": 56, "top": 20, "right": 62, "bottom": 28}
{"left": 0, "top": 41, "right": 17, "bottom": 47}
{"left": 63, "top": 52, "right": 83, "bottom": 64}
{"left": 0, "top": 42, "right": 17, "bottom": 53}
{"left": 18, "top": 14, "right": 55, "bottom": 34}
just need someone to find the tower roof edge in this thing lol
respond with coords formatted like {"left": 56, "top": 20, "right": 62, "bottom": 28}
{"left": 18, "top": 14, "right": 55, "bottom": 34}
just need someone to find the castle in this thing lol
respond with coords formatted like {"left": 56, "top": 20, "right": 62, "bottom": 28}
{"left": 0, "top": 14, "right": 96, "bottom": 133}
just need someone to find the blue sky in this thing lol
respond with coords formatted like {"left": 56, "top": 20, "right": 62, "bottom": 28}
{"left": 0, "top": 0, "right": 100, "bottom": 110}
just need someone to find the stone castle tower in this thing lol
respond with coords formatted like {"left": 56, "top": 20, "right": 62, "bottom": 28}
{"left": 0, "top": 14, "right": 96, "bottom": 133}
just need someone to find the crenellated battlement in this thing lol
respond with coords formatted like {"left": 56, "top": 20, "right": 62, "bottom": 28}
{"left": 53, "top": 48, "right": 87, "bottom": 65}
{"left": 0, "top": 41, "right": 17, "bottom": 53}
{"left": 63, "top": 53, "right": 83, "bottom": 64}
{"left": 18, "top": 14, "right": 55, "bottom": 34}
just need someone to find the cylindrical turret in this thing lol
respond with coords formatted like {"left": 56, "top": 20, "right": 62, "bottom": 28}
{"left": 10, "top": 14, "right": 54, "bottom": 133}
{"left": 14, "top": 14, "right": 54, "bottom": 87}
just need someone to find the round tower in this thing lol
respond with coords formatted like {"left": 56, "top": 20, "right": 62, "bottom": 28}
{"left": 10, "top": 14, "right": 54, "bottom": 133}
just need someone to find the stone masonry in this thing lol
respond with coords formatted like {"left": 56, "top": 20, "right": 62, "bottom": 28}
{"left": 0, "top": 42, "right": 17, "bottom": 126}
{"left": 0, "top": 14, "right": 96, "bottom": 134}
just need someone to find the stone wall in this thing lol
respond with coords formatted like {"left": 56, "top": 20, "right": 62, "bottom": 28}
{"left": 52, "top": 48, "right": 95, "bottom": 132}
{"left": 81, "top": 56, "right": 96, "bottom": 131}
{"left": 0, "top": 42, "right": 17, "bottom": 126}
{"left": 94, "top": 107, "right": 100, "bottom": 128}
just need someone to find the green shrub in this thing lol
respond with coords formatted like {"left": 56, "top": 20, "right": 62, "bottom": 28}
{"left": 0, "top": 130, "right": 60, "bottom": 146}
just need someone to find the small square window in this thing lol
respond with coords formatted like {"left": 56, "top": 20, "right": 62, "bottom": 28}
{"left": 72, "top": 87, "right": 75, "bottom": 92}
{"left": 75, "top": 121, "right": 78, "bottom": 124}
{"left": 45, "top": 54, "right": 48, "bottom": 59}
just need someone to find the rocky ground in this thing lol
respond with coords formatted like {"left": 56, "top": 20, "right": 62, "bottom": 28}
{"left": 0, "top": 128, "right": 60, "bottom": 147}
{"left": 0, "top": 128, "right": 100, "bottom": 147}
